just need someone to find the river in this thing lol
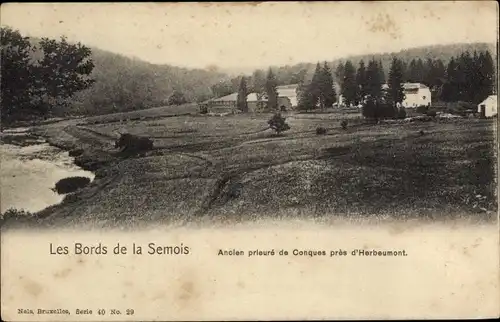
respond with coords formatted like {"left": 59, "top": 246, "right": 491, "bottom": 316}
{"left": 1, "top": 129, "right": 95, "bottom": 214}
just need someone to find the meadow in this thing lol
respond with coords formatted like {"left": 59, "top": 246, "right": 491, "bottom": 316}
{"left": 14, "top": 104, "right": 498, "bottom": 228}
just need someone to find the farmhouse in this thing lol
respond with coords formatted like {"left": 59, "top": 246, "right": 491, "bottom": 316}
{"left": 477, "top": 95, "right": 498, "bottom": 117}
{"left": 381, "top": 83, "right": 432, "bottom": 108}
{"left": 198, "top": 93, "right": 238, "bottom": 113}
{"left": 199, "top": 84, "right": 299, "bottom": 113}
{"left": 276, "top": 84, "right": 299, "bottom": 109}
{"left": 246, "top": 93, "right": 267, "bottom": 112}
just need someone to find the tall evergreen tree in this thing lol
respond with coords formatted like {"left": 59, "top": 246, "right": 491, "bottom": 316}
{"left": 415, "top": 58, "right": 425, "bottom": 83}
{"left": 250, "top": 69, "right": 266, "bottom": 110}
{"left": 341, "top": 60, "right": 357, "bottom": 107}
{"left": 378, "top": 59, "right": 386, "bottom": 84}
{"left": 401, "top": 60, "right": 409, "bottom": 82}
{"left": 441, "top": 57, "right": 459, "bottom": 101}
{"left": 365, "top": 58, "right": 383, "bottom": 102}
{"left": 319, "top": 62, "right": 336, "bottom": 109}
{"left": 407, "top": 59, "right": 418, "bottom": 82}
{"left": 476, "top": 50, "right": 495, "bottom": 102}
{"left": 461, "top": 51, "right": 475, "bottom": 102}
{"left": 387, "top": 57, "right": 406, "bottom": 109}
{"left": 423, "top": 58, "right": 435, "bottom": 87}
{"left": 335, "top": 62, "right": 345, "bottom": 90}
{"left": 237, "top": 76, "right": 248, "bottom": 112}
{"left": 356, "top": 60, "right": 367, "bottom": 104}
{"left": 265, "top": 68, "right": 279, "bottom": 110}
{"left": 310, "top": 62, "right": 323, "bottom": 108}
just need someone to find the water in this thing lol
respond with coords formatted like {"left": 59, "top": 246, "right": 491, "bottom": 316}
{"left": 0, "top": 140, "right": 95, "bottom": 214}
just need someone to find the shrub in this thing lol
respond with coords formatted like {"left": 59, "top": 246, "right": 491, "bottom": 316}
{"left": 426, "top": 109, "right": 437, "bottom": 117}
{"left": 316, "top": 127, "right": 327, "bottom": 135}
{"left": 52, "top": 176, "right": 91, "bottom": 194}
{"left": 199, "top": 105, "right": 208, "bottom": 114}
{"left": 115, "top": 133, "right": 154, "bottom": 154}
{"left": 416, "top": 105, "right": 429, "bottom": 114}
{"left": 1, "top": 208, "right": 32, "bottom": 221}
{"left": 340, "top": 120, "right": 348, "bottom": 130}
{"left": 397, "top": 107, "right": 407, "bottom": 119}
{"left": 268, "top": 113, "right": 290, "bottom": 135}
{"left": 362, "top": 100, "right": 397, "bottom": 120}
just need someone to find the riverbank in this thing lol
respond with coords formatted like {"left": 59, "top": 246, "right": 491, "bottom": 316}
{"left": 0, "top": 127, "right": 97, "bottom": 226}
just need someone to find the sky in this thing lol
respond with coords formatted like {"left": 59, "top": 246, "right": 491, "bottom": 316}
{"left": 1, "top": 2, "right": 498, "bottom": 72}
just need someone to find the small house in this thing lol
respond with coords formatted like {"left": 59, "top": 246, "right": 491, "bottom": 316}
{"left": 381, "top": 83, "right": 432, "bottom": 108}
{"left": 478, "top": 95, "right": 498, "bottom": 117}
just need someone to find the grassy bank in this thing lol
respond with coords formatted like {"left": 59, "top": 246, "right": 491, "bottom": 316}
{"left": 2, "top": 108, "right": 497, "bottom": 229}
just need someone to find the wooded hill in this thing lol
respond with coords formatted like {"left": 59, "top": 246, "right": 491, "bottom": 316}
{"left": 23, "top": 37, "right": 498, "bottom": 117}
{"left": 26, "top": 37, "right": 230, "bottom": 116}
{"left": 267, "top": 42, "right": 497, "bottom": 87}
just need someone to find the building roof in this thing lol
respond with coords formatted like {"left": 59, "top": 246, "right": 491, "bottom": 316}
{"left": 277, "top": 84, "right": 299, "bottom": 90}
{"left": 382, "top": 83, "right": 429, "bottom": 90}
{"left": 211, "top": 92, "right": 238, "bottom": 102}
{"left": 479, "top": 95, "right": 497, "bottom": 105}
{"left": 404, "top": 83, "right": 429, "bottom": 89}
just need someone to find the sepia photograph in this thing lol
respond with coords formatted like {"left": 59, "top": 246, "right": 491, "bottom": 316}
{"left": 1, "top": 1, "right": 499, "bottom": 321}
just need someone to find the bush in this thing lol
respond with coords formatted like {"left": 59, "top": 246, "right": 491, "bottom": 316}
{"left": 268, "top": 113, "right": 290, "bottom": 135}
{"left": 426, "top": 109, "right": 437, "bottom": 117}
{"left": 1, "top": 208, "right": 32, "bottom": 221}
{"left": 52, "top": 176, "right": 91, "bottom": 194}
{"left": 340, "top": 120, "right": 348, "bottom": 130}
{"left": 362, "top": 100, "right": 397, "bottom": 120}
{"left": 397, "top": 107, "right": 407, "bottom": 119}
{"left": 416, "top": 105, "right": 429, "bottom": 114}
{"left": 115, "top": 133, "right": 154, "bottom": 154}
{"left": 199, "top": 105, "right": 208, "bottom": 114}
{"left": 316, "top": 127, "right": 327, "bottom": 135}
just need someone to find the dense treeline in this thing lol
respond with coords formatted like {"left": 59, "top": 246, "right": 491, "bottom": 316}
{"left": 1, "top": 26, "right": 496, "bottom": 124}
{"left": 333, "top": 49, "right": 495, "bottom": 108}
{"left": 1, "top": 27, "right": 95, "bottom": 123}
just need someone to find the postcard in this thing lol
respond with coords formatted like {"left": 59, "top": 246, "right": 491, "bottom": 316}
{"left": 1, "top": 1, "right": 499, "bottom": 321}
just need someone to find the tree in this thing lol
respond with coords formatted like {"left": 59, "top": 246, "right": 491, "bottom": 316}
{"left": 236, "top": 76, "right": 249, "bottom": 112}
{"left": 33, "top": 36, "right": 95, "bottom": 114}
{"left": 297, "top": 83, "right": 317, "bottom": 111}
{"left": 387, "top": 57, "right": 405, "bottom": 113}
{"left": 265, "top": 68, "right": 279, "bottom": 110}
{"left": 423, "top": 58, "right": 435, "bottom": 87}
{"left": 356, "top": 60, "right": 367, "bottom": 104}
{"left": 441, "top": 57, "right": 459, "bottom": 102}
{"left": 407, "top": 59, "right": 418, "bottom": 82}
{"left": 250, "top": 69, "right": 267, "bottom": 110}
{"left": 476, "top": 50, "right": 495, "bottom": 101}
{"left": 167, "top": 90, "right": 188, "bottom": 105}
{"left": 319, "top": 62, "right": 336, "bottom": 109}
{"left": 341, "top": 60, "right": 357, "bottom": 107}
{"left": 268, "top": 113, "right": 290, "bottom": 135}
{"left": 335, "top": 62, "right": 345, "bottom": 89}
{"left": 415, "top": 58, "right": 425, "bottom": 83}
{"left": 211, "top": 81, "right": 234, "bottom": 98}
{"left": 310, "top": 62, "right": 323, "bottom": 108}
{"left": 365, "top": 58, "right": 383, "bottom": 102}
{"left": 378, "top": 59, "right": 386, "bottom": 84}
{"left": 1, "top": 28, "right": 95, "bottom": 123}
{"left": 0, "top": 27, "right": 35, "bottom": 121}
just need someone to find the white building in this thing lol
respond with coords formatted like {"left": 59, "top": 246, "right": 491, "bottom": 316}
{"left": 477, "top": 95, "right": 498, "bottom": 117}
{"left": 276, "top": 84, "right": 299, "bottom": 108}
{"left": 381, "top": 83, "right": 432, "bottom": 108}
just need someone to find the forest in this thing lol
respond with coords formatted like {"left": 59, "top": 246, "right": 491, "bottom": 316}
{"left": 0, "top": 26, "right": 496, "bottom": 124}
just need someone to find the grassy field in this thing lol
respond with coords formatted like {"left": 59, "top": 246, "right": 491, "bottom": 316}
{"left": 9, "top": 106, "right": 498, "bottom": 228}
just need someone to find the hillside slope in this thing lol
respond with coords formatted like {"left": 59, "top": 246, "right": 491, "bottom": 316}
{"left": 27, "top": 37, "right": 231, "bottom": 116}
{"left": 268, "top": 42, "right": 497, "bottom": 85}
